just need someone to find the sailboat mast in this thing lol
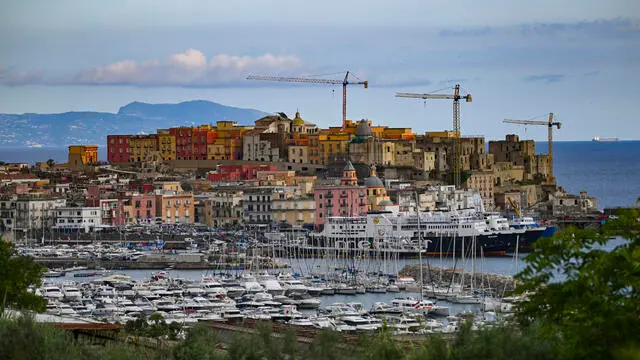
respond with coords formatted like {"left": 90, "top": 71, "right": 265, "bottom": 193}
{"left": 415, "top": 191, "right": 424, "bottom": 300}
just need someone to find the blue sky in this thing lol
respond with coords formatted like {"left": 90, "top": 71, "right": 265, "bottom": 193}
{"left": 0, "top": 0, "right": 639, "bottom": 141}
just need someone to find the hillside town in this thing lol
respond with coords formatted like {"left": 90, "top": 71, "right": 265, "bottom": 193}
{"left": 0, "top": 111, "right": 600, "bottom": 242}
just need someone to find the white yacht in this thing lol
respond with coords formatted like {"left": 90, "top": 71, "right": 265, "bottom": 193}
{"left": 42, "top": 286, "right": 64, "bottom": 300}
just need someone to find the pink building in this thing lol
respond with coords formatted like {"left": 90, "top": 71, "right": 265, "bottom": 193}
{"left": 128, "top": 194, "right": 156, "bottom": 224}
{"left": 314, "top": 161, "right": 367, "bottom": 230}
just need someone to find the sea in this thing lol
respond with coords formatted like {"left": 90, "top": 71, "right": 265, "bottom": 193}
{"left": 5, "top": 141, "right": 638, "bottom": 312}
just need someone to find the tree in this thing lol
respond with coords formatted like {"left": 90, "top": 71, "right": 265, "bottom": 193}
{"left": 514, "top": 209, "right": 640, "bottom": 359}
{"left": 180, "top": 182, "right": 193, "bottom": 192}
{"left": 0, "top": 239, "right": 47, "bottom": 313}
{"left": 46, "top": 159, "right": 55, "bottom": 169}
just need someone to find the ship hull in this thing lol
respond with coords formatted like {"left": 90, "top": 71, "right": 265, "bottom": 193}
{"left": 278, "top": 232, "right": 518, "bottom": 258}
{"left": 509, "top": 226, "right": 556, "bottom": 252}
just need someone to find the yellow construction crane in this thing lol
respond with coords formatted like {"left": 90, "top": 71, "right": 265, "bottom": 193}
{"left": 396, "top": 84, "right": 472, "bottom": 188}
{"left": 247, "top": 71, "right": 368, "bottom": 131}
{"left": 503, "top": 113, "right": 561, "bottom": 183}
{"left": 507, "top": 196, "right": 522, "bottom": 217}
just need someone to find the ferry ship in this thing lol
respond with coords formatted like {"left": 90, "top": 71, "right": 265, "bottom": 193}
{"left": 292, "top": 210, "right": 538, "bottom": 257}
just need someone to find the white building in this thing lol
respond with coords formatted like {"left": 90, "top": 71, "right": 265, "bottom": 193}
{"left": 14, "top": 197, "right": 67, "bottom": 232}
{"left": 54, "top": 207, "right": 102, "bottom": 232}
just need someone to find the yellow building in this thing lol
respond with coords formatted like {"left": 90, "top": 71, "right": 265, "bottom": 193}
{"left": 128, "top": 135, "right": 158, "bottom": 163}
{"left": 364, "top": 166, "right": 392, "bottom": 211}
{"left": 154, "top": 181, "right": 183, "bottom": 192}
{"left": 68, "top": 145, "right": 98, "bottom": 169}
{"left": 207, "top": 121, "right": 252, "bottom": 160}
{"left": 271, "top": 197, "right": 315, "bottom": 227}
{"left": 156, "top": 193, "right": 195, "bottom": 224}
{"left": 318, "top": 133, "right": 351, "bottom": 165}
{"left": 157, "top": 130, "right": 176, "bottom": 161}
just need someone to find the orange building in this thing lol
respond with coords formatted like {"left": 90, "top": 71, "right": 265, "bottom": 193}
{"left": 68, "top": 145, "right": 98, "bottom": 169}
{"left": 156, "top": 192, "right": 195, "bottom": 224}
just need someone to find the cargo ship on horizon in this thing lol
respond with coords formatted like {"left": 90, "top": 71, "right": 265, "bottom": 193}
{"left": 592, "top": 136, "right": 620, "bottom": 142}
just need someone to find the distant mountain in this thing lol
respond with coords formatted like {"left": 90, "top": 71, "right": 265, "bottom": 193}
{"left": 0, "top": 100, "right": 269, "bottom": 148}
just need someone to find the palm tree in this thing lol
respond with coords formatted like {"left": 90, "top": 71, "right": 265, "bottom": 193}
{"left": 46, "top": 159, "right": 55, "bottom": 168}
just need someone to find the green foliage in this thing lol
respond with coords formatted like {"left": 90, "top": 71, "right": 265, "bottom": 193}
{"left": 515, "top": 209, "right": 640, "bottom": 360}
{"left": 0, "top": 315, "right": 163, "bottom": 360}
{"left": 0, "top": 238, "right": 47, "bottom": 313}
{"left": 124, "top": 313, "right": 181, "bottom": 341}
{"left": 226, "top": 322, "right": 297, "bottom": 360}
{"left": 173, "top": 323, "right": 223, "bottom": 360}
{"left": 358, "top": 325, "right": 405, "bottom": 360}
{"left": 307, "top": 330, "right": 342, "bottom": 360}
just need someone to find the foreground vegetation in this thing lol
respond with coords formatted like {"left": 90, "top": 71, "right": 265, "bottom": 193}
{"left": 0, "top": 209, "right": 638, "bottom": 359}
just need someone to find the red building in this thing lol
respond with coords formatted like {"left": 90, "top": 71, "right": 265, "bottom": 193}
{"left": 207, "top": 164, "right": 278, "bottom": 182}
{"left": 170, "top": 126, "right": 210, "bottom": 160}
{"left": 192, "top": 126, "right": 209, "bottom": 160}
{"left": 107, "top": 135, "right": 131, "bottom": 163}
{"left": 170, "top": 127, "right": 193, "bottom": 160}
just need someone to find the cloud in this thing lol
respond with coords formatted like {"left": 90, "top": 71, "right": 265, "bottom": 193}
{"left": 0, "top": 69, "right": 45, "bottom": 86}
{"left": 583, "top": 70, "right": 599, "bottom": 77}
{"left": 0, "top": 49, "right": 303, "bottom": 87}
{"left": 522, "top": 74, "right": 565, "bottom": 83}
{"left": 68, "top": 49, "right": 302, "bottom": 87}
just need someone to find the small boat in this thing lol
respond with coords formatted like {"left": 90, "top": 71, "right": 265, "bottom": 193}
{"left": 43, "top": 270, "right": 65, "bottom": 278}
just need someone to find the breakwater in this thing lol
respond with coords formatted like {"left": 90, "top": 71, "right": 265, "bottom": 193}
{"left": 400, "top": 264, "right": 517, "bottom": 296}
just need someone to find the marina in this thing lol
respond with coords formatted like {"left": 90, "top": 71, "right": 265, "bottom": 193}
{"left": 23, "top": 217, "right": 533, "bottom": 335}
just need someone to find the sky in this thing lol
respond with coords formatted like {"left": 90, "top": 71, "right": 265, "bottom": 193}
{"left": 0, "top": 0, "right": 639, "bottom": 141}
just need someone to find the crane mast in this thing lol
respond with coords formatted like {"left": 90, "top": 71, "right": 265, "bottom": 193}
{"left": 247, "top": 71, "right": 368, "bottom": 131}
{"left": 396, "top": 84, "right": 472, "bottom": 188}
{"left": 503, "top": 113, "right": 561, "bottom": 183}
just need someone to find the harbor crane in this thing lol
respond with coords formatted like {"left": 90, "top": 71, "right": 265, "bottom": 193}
{"left": 395, "top": 84, "right": 472, "bottom": 188}
{"left": 503, "top": 113, "right": 561, "bottom": 183}
{"left": 247, "top": 71, "right": 368, "bottom": 131}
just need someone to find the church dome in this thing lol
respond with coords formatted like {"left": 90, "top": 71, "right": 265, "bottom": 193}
{"left": 364, "top": 165, "right": 384, "bottom": 187}
{"left": 364, "top": 176, "right": 384, "bottom": 188}
{"left": 291, "top": 111, "right": 305, "bottom": 126}
{"left": 355, "top": 120, "right": 373, "bottom": 137}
